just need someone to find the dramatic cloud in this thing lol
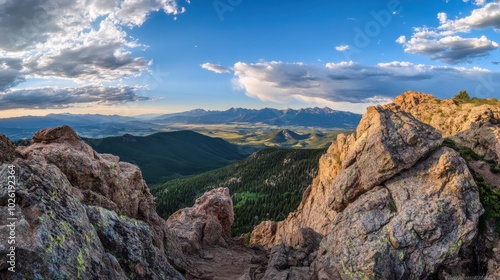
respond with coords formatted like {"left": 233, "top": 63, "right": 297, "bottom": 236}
{"left": 335, "top": 45, "right": 350, "bottom": 52}
{"left": 0, "top": 85, "right": 148, "bottom": 110}
{"left": 0, "top": 0, "right": 185, "bottom": 51}
{"left": 201, "top": 63, "right": 231, "bottom": 74}
{"left": 0, "top": 0, "right": 186, "bottom": 109}
{"left": 205, "top": 60, "right": 500, "bottom": 105}
{"left": 24, "top": 20, "right": 150, "bottom": 81}
{"left": 398, "top": 2, "right": 500, "bottom": 64}
{"left": 0, "top": 57, "right": 25, "bottom": 92}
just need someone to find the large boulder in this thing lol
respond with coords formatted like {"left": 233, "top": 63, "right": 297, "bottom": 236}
{"left": 312, "top": 147, "right": 483, "bottom": 279}
{"left": 167, "top": 187, "right": 234, "bottom": 254}
{"left": 0, "top": 126, "right": 186, "bottom": 279}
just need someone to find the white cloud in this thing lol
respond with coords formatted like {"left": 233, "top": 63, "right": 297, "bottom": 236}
{"left": 398, "top": 2, "right": 500, "bottom": 64}
{"left": 396, "top": 35, "right": 407, "bottom": 44}
{"left": 0, "top": 85, "right": 148, "bottom": 110}
{"left": 113, "top": 0, "right": 185, "bottom": 27}
{"left": 0, "top": 0, "right": 186, "bottom": 109}
{"left": 439, "top": 2, "right": 500, "bottom": 32}
{"left": 201, "top": 63, "right": 231, "bottom": 74}
{"left": 24, "top": 19, "right": 150, "bottom": 81}
{"left": 400, "top": 35, "right": 498, "bottom": 64}
{"left": 209, "top": 60, "right": 500, "bottom": 106}
{"left": 438, "top": 12, "right": 448, "bottom": 24}
{"left": 335, "top": 45, "right": 350, "bottom": 52}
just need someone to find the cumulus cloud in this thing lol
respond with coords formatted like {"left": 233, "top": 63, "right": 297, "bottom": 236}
{"left": 114, "top": 0, "right": 185, "bottom": 27}
{"left": 201, "top": 63, "right": 231, "bottom": 74}
{"left": 439, "top": 2, "right": 500, "bottom": 32}
{"left": 400, "top": 35, "right": 498, "bottom": 64}
{"left": 24, "top": 19, "right": 150, "bottom": 81}
{"left": 0, "top": 85, "right": 148, "bottom": 110}
{"left": 398, "top": 2, "right": 500, "bottom": 64}
{"left": 210, "top": 60, "right": 500, "bottom": 105}
{"left": 0, "top": 0, "right": 186, "bottom": 109}
{"left": 335, "top": 45, "right": 350, "bottom": 52}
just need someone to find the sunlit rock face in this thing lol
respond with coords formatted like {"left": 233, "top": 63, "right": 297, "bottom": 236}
{"left": 0, "top": 126, "right": 186, "bottom": 280}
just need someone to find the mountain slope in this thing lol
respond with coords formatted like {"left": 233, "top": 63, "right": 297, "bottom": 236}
{"left": 151, "top": 148, "right": 326, "bottom": 235}
{"left": 84, "top": 131, "right": 247, "bottom": 184}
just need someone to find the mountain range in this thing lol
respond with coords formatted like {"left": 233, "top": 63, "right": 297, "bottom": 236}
{"left": 0, "top": 107, "right": 361, "bottom": 140}
{"left": 153, "top": 107, "right": 361, "bottom": 128}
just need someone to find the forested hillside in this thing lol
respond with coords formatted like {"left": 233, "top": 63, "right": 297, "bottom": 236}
{"left": 84, "top": 131, "right": 247, "bottom": 184}
{"left": 151, "top": 148, "right": 326, "bottom": 235}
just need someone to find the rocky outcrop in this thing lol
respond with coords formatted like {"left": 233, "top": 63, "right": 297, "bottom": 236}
{"left": 251, "top": 103, "right": 484, "bottom": 279}
{"left": 393, "top": 91, "right": 500, "bottom": 164}
{"left": 0, "top": 126, "right": 186, "bottom": 279}
{"left": 167, "top": 187, "right": 234, "bottom": 254}
{"left": 0, "top": 134, "right": 15, "bottom": 163}
{"left": 312, "top": 147, "right": 483, "bottom": 279}
{"left": 251, "top": 105, "right": 443, "bottom": 248}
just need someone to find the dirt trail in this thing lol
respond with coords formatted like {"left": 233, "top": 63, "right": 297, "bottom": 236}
{"left": 186, "top": 240, "right": 267, "bottom": 280}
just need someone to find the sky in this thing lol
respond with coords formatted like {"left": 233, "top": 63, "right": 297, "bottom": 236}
{"left": 0, "top": 0, "right": 499, "bottom": 117}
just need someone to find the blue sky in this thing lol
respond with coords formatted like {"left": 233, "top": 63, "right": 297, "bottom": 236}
{"left": 0, "top": 0, "right": 499, "bottom": 117}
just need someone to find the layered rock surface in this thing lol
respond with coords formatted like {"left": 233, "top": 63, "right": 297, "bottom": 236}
{"left": 0, "top": 126, "right": 186, "bottom": 279}
{"left": 251, "top": 103, "right": 485, "bottom": 279}
{"left": 393, "top": 91, "right": 500, "bottom": 164}
{"left": 312, "top": 147, "right": 483, "bottom": 279}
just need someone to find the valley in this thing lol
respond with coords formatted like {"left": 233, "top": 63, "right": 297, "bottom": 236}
{"left": 151, "top": 148, "right": 326, "bottom": 236}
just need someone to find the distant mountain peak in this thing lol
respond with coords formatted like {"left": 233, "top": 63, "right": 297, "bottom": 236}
{"left": 154, "top": 107, "right": 361, "bottom": 129}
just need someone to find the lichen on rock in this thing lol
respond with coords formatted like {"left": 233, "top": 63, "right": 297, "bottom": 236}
{"left": 0, "top": 126, "right": 185, "bottom": 279}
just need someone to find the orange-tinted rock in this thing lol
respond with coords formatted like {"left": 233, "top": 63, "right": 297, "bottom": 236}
{"left": 167, "top": 187, "right": 234, "bottom": 254}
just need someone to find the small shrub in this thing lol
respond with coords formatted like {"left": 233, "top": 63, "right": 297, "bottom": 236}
{"left": 490, "top": 164, "right": 500, "bottom": 174}
{"left": 453, "top": 90, "right": 471, "bottom": 103}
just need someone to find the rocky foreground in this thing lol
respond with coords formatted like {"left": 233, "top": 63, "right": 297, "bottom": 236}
{"left": 0, "top": 91, "right": 498, "bottom": 279}
{"left": 251, "top": 92, "right": 499, "bottom": 279}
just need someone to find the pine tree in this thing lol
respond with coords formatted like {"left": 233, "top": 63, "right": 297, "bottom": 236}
{"left": 453, "top": 90, "right": 471, "bottom": 103}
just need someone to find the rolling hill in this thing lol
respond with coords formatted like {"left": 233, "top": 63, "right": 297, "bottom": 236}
{"left": 84, "top": 131, "right": 247, "bottom": 184}
{"left": 151, "top": 148, "right": 326, "bottom": 235}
